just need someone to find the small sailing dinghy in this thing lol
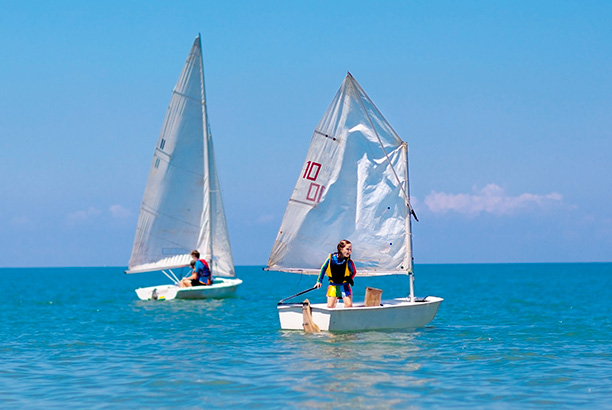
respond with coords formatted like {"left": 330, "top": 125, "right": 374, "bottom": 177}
{"left": 125, "top": 35, "right": 242, "bottom": 300}
{"left": 267, "top": 73, "right": 442, "bottom": 331}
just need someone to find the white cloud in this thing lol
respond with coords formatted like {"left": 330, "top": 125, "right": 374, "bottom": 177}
{"left": 424, "top": 184, "right": 563, "bottom": 216}
{"left": 255, "top": 214, "right": 275, "bottom": 224}
{"left": 10, "top": 215, "right": 34, "bottom": 229}
{"left": 109, "top": 204, "right": 131, "bottom": 218}
{"left": 66, "top": 207, "right": 102, "bottom": 224}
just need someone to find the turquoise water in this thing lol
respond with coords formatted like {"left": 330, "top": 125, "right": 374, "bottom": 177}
{"left": 1, "top": 263, "right": 611, "bottom": 409}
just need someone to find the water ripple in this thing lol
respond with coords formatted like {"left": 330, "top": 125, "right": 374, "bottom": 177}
{"left": 1, "top": 264, "right": 611, "bottom": 409}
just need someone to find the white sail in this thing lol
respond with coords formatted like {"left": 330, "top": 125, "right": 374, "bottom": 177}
{"left": 127, "top": 35, "right": 235, "bottom": 277}
{"left": 267, "top": 73, "right": 414, "bottom": 276}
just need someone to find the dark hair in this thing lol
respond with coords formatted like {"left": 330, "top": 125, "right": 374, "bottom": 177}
{"left": 191, "top": 250, "right": 200, "bottom": 259}
{"left": 190, "top": 260, "right": 196, "bottom": 268}
{"left": 337, "top": 239, "right": 351, "bottom": 253}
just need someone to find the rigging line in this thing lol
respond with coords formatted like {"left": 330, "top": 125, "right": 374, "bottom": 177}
{"left": 172, "top": 90, "right": 205, "bottom": 105}
{"left": 351, "top": 80, "right": 417, "bottom": 219}
{"left": 153, "top": 153, "right": 205, "bottom": 177}
{"left": 139, "top": 204, "right": 201, "bottom": 229}
{"left": 153, "top": 155, "right": 205, "bottom": 178}
{"left": 162, "top": 269, "right": 180, "bottom": 285}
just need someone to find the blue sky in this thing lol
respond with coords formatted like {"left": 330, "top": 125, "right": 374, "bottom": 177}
{"left": 1, "top": 1, "right": 611, "bottom": 267}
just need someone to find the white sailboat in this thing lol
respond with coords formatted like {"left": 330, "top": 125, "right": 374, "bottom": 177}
{"left": 126, "top": 35, "right": 242, "bottom": 300}
{"left": 267, "top": 73, "right": 442, "bottom": 331}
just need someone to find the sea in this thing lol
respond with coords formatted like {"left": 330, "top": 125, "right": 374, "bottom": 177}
{"left": 1, "top": 263, "right": 611, "bottom": 409}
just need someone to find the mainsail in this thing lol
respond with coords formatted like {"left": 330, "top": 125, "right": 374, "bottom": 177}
{"left": 127, "top": 35, "right": 235, "bottom": 277}
{"left": 267, "top": 73, "right": 415, "bottom": 276}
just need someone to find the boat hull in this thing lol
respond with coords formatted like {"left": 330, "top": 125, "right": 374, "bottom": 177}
{"left": 135, "top": 278, "right": 242, "bottom": 301}
{"left": 278, "top": 296, "right": 443, "bottom": 331}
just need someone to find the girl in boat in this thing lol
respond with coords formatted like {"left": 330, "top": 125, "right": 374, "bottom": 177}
{"left": 314, "top": 239, "right": 357, "bottom": 308}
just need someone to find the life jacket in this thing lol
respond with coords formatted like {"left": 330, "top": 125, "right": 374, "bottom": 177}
{"left": 325, "top": 253, "right": 352, "bottom": 285}
{"left": 196, "top": 259, "right": 211, "bottom": 281}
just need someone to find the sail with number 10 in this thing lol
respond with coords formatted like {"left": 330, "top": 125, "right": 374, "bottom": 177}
{"left": 267, "top": 73, "right": 442, "bottom": 331}
{"left": 125, "top": 35, "right": 242, "bottom": 300}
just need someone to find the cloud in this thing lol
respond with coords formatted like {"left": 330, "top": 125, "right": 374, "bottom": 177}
{"left": 424, "top": 184, "right": 563, "bottom": 216}
{"left": 66, "top": 207, "right": 102, "bottom": 224}
{"left": 255, "top": 214, "right": 275, "bottom": 224}
{"left": 109, "top": 204, "right": 131, "bottom": 218}
{"left": 10, "top": 215, "right": 35, "bottom": 230}
{"left": 66, "top": 205, "right": 132, "bottom": 224}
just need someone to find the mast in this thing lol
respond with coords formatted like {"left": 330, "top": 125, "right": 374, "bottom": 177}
{"left": 199, "top": 35, "right": 214, "bottom": 269}
{"left": 404, "top": 143, "right": 415, "bottom": 301}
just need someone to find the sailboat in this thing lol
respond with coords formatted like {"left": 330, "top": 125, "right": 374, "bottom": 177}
{"left": 267, "top": 73, "right": 442, "bottom": 331}
{"left": 125, "top": 35, "right": 242, "bottom": 300}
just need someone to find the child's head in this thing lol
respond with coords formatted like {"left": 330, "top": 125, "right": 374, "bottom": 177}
{"left": 337, "top": 239, "right": 352, "bottom": 258}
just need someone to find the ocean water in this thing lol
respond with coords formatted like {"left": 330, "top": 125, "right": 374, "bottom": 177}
{"left": 1, "top": 263, "right": 611, "bottom": 409}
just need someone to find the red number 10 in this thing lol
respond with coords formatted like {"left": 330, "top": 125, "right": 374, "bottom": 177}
{"left": 303, "top": 161, "right": 324, "bottom": 202}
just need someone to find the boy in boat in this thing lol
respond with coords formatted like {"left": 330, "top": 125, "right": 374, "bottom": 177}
{"left": 180, "top": 250, "right": 212, "bottom": 287}
{"left": 314, "top": 239, "right": 356, "bottom": 308}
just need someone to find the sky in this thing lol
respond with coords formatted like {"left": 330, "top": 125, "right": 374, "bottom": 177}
{"left": 1, "top": 1, "right": 611, "bottom": 267}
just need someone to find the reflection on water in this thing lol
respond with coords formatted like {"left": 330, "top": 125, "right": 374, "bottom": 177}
{"left": 133, "top": 297, "right": 228, "bottom": 313}
{"left": 275, "top": 330, "right": 429, "bottom": 408}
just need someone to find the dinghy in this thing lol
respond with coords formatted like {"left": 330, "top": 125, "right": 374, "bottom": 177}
{"left": 125, "top": 35, "right": 241, "bottom": 300}
{"left": 267, "top": 73, "right": 442, "bottom": 331}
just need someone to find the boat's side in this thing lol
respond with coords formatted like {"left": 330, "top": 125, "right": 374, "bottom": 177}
{"left": 278, "top": 297, "right": 443, "bottom": 331}
{"left": 135, "top": 284, "right": 179, "bottom": 301}
{"left": 175, "top": 278, "right": 242, "bottom": 299}
{"left": 135, "top": 278, "right": 242, "bottom": 301}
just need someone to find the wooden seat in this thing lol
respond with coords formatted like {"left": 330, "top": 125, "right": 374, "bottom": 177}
{"left": 364, "top": 287, "right": 382, "bottom": 307}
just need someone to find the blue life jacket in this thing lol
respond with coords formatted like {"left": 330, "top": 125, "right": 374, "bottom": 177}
{"left": 195, "top": 259, "right": 211, "bottom": 282}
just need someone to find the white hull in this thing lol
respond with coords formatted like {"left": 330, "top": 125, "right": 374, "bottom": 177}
{"left": 278, "top": 296, "right": 443, "bottom": 331}
{"left": 135, "top": 278, "right": 242, "bottom": 301}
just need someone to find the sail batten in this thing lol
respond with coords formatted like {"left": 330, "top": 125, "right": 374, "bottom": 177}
{"left": 266, "top": 74, "right": 413, "bottom": 276}
{"left": 127, "top": 35, "right": 235, "bottom": 278}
